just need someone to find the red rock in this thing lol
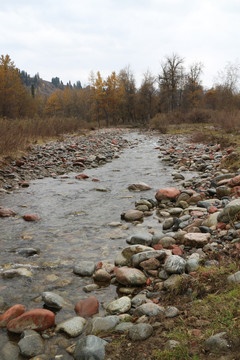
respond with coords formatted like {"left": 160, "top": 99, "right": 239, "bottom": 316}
{"left": 153, "top": 244, "right": 163, "bottom": 250}
{"left": 171, "top": 246, "right": 183, "bottom": 256}
{"left": 112, "top": 139, "right": 118, "bottom": 145}
{"left": 0, "top": 304, "right": 26, "bottom": 327}
{"left": 92, "top": 178, "right": 100, "bottom": 182}
{"left": 190, "top": 211, "right": 205, "bottom": 218}
{"left": 7, "top": 309, "right": 55, "bottom": 333}
{"left": 0, "top": 209, "right": 16, "bottom": 217}
{"left": 228, "top": 175, "right": 240, "bottom": 187}
{"left": 19, "top": 181, "right": 30, "bottom": 188}
{"left": 154, "top": 147, "right": 160, "bottom": 149}
{"left": 232, "top": 186, "right": 240, "bottom": 197}
{"left": 96, "top": 261, "right": 103, "bottom": 270}
{"left": 208, "top": 206, "right": 218, "bottom": 214}
{"left": 75, "top": 296, "right": 99, "bottom": 317}
{"left": 155, "top": 187, "right": 180, "bottom": 201}
{"left": 16, "top": 160, "right": 25, "bottom": 167}
{"left": 73, "top": 162, "right": 85, "bottom": 167}
{"left": 216, "top": 222, "right": 226, "bottom": 230}
{"left": 146, "top": 278, "right": 152, "bottom": 286}
{"left": 75, "top": 174, "right": 89, "bottom": 180}
{"left": 227, "top": 147, "right": 234, "bottom": 154}
{"left": 23, "top": 214, "right": 40, "bottom": 221}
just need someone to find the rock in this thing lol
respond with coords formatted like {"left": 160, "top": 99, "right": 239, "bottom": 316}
{"left": 155, "top": 187, "right": 180, "bottom": 201}
{"left": 74, "top": 335, "right": 107, "bottom": 360}
{"left": 202, "top": 212, "right": 220, "bottom": 228}
{"left": 128, "top": 182, "right": 151, "bottom": 191}
{"left": 163, "top": 274, "right": 183, "bottom": 290}
{"left": 218, "top": 199, "right": 240, "bottom": 223}
{"left": 0, "top": 208, "right": 16, "bottom": 217}
{"left": 139, "top": 257, "right": 161, "bottom": 270}
{"left": 162, "top": 217, "right": 174, "bottom": 230}
{"left": 93, "top": 269, "right": 111, "bottom": 282}
{"left": 131, "top": 250, "right": 166, "bottom": 267}
{"left": 183, "top": 232, "right": 211, "bottom": 248}
{"left": 42, "top": 292, "right": 65, "bottom": 309}
{"left": 133, "top": 303, "right": 165, "bottom": 317}
{"left": 122, "top": 210, "right": 144, "bottom": 222}
{"left": 205, "top": 332, "right": 229, "bottom": 352}
{"left": 75, "top": 296, "right": 99, "bottom": 317}
{"left": 0, "top": 304, "right": 26, "bottom": 327}
{"left": 227, "top": 271, "right": 240, "bottom": 284}
{"left": 75, "top": 174, "right": 89, "bottom": 179}
{"left": 165, "top": 340, "right": 181, "bottom": 350}
{"left": 56, "top": 317, "right": 86, "bottom": 337}
{"left": 159, "top": 236, "right": 176, "bottom": 248}
{"left": 128, "top": 323, "right": 153, "bottom": 341}
{"left": 18, "top": 330, "right": 44, "bottom": 357}
{"left": 106, "top": 296, "right": 131, "bottom": 315}
{"left": 17, "top": 248, "right": 39, "bottom": 257}
{"left": 116, "top": 267, "right": 147, "bottom": 286}
{"left": 23, "top": 214, "right": 40, "bottom": 221}
{"left": 216, "top": 186, "right": 231, "bottom": 198}
{"left": 2, "top": 268, "right": 32, "bottom": 278}
{"left": 186, "top": 258, "right": 200, "bottom": 273}
{"left": 228, "top": 174, "right": 240, "bottom": 187}
{"left": 115, "top": 322, "right": 134, "bottom": 332}
{"left": 1, "top": 341, "right": 20, "bottom": 360}
{"left": 127, "top": 232, "right": 153, "bottom": 246}
{"left": 131, "top": 294, "right": 147, "bottom": 308}
{"left": 164, "top": 255, "right": 186, "bottom": 274}
{"left": 165, "top": 306, "right": 179, "bottom": 318}
{"left": 86, "top": 316, "right": 119, "bottom": 334}
{"left": 83, "top": 284, "right": 100, "bottom": 293}
{"left": 121, "top": 245, "right": 153, "bottom": 264}
{"left": 7, "top": 309, "right": 55, "bottom": 333}
{"left": 169, "top": 207, "right": 183, "bottom": 216}
{"left": 73, "top": 261, "right": 96, "bottom": 276}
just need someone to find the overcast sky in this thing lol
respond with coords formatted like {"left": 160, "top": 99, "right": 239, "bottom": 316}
{"left": 0, "top": 0, "right": 239, "bottom": 88}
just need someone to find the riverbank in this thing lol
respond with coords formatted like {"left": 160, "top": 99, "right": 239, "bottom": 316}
{"left": 0, "top": 129, "right": 240, "bottom": 359}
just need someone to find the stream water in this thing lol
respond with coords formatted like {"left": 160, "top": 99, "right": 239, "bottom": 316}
{"left": 0, "top": 131, "right": 194, "bottom": 358}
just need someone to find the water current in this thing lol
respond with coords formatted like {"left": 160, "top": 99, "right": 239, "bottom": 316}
{"left": 0, "top": 131, "right": 195, "bottom": 357}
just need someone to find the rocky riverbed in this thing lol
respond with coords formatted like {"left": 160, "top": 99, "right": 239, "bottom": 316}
{"left": 0, "top": 129, "right": 240, "bottom": 359}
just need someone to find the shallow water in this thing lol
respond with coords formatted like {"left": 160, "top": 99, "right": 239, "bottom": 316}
{"left": 0, "top": 131, "right": 194, "bottom": 357}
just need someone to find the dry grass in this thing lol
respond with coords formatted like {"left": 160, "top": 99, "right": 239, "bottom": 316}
{"left": 0, "top": 117, "right": 97, "bottom": 156}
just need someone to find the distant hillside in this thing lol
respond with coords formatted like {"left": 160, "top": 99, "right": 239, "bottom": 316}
{"left": 19, "top": 71, "right": 82, "bottom": 97}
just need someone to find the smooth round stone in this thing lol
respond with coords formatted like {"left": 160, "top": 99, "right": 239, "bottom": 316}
{"left": 116, "top": 267, "right": 147, "bottom": 286}
{"left": 115, "top": 322, "right": 134, "bottom": 332}
{"left": 122, "top": 210, "right": 143, "bottom": 222}
{"left": 133, "top": 303, "right": 165, "bottom": 317}
{"left": 131, "top": 250, "right": 166, "bottom": 267}
{"left": 136, "top": 205, "right": 149, "bottom": 212}
{"left": 162, "top": 218, "right": 174, "bottom": 230}
{"left": 18, "top": 330, "right": 44, "bottom": 358}
{"left": 127, "top": 232, "right": 153, "bottom": 246}
{"left": 165, "top": 306, "right": 179, "bottom": 318}
{"left": 73, "top": 261, "right": 96, "bottom": 276}
{"left": 227, "top": 271, "right": 240, "bottom": 284}
{"left": 159, "top": 237, "right": 176, "bottom": 248}
{"left": 1, "top": 342, "right": 20, "bottom": 360}
{"left": 106, "top": 296, "right": 131, "bottom": 315}
{"left": 131, "top": 294, "right": 147, "bottom": 308}
{"left": 128, "top": 182, "right": 151, "bottom": 191}
{"left": 86, "top": 316, "right": 119, "bottom": 335}
{"left": 74, "top": 335, "right": 107, "bottom": 360}
{"left": 169, "top": 208, "right": 183, "bottom": 216}
{"left": 83, "top": 284, "right": 100, "bottom": 293}
{"left": 186, "top": 258, "right": 199, "bottom": 273}
{"left": 164, "top": 255, "right": 186, "bottom": 274}
{"left": 128, "top": 323, "right": 153, "bottom": 341}
{"left": 93, "top": 269, "right": 111, "bottom": 282}
{"left": 56, "top": 317, "right": 86, "bottom": 337}
{"left": 217, "top": 199, "right": 240, "bottom": 223}
{"left": 42, "top": 292, "right": 65, "bottom": 309}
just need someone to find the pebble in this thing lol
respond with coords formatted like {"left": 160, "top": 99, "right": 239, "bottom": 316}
{"left": 74, "top": 335, "right": 107, "bottom": 360}
{"left": 128, "top": 323, "right": 153, "bottom": 341}
{"left": 42, "top": 292, "right": 65, "bottom": 310}
{"left": 18, "top": 329, "right": 44, "bottom": 357}
{"left": 56, "top": 317, "right": 86, "bottom": 337}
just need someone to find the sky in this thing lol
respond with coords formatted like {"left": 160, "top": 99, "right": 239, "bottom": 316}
{"left": 0, "top": 0, "right": 239, "bottom": 88}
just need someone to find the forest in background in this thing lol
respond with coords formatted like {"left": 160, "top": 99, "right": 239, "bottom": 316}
{"left": 1, "top": 53, "right": 240, "bottom": 156}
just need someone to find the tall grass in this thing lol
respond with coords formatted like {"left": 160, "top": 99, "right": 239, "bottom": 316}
{"left": 0, "top": 117, "right": 94, "bottom": 156}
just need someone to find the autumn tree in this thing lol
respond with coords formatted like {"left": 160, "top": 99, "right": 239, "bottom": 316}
{"left": 137, "top": 70, "right": 157, "bottom": 123}
{"left": 0, "top": 54, "right": 35, "bottom": 118}
{"left": 182, "top": 62, "right": 204, "bottom": 111}
{"left": 118, "top": 66, "right": 136, "bottom": 123}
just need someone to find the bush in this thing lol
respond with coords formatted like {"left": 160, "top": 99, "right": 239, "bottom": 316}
{"left": 149, "top": 113, "right": 169, "bottom": 133}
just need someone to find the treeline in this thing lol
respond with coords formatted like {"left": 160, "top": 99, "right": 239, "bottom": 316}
{"left": 1, "top": 53, "right": 240, "bottom": 127}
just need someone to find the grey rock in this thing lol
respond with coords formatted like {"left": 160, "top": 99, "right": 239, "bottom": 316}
{"left": 127, "top": 232, "right": 153, "bottom": 246}
{"left": 227, "top": 271, "right": 240, "bottom": 284}
{"left": 205, "top": 332, "right": 229, "bottom": 352}
{"left": 186, "top": 258, "right": 200, "bottom": 273}
{"left": 165, "top": 306, "right": 179, "bottom": 318}
{"left": 86, "top": 316, "right": 119, "bottom": 335}
{"left": 165, "top": 340, "right": 181, "bottom": 350}
{"left": 106, "top": 296, "right": 131, "bottom": 315}
{"left": 169, "top": 207, "right": 183, "bottom": 216}
{"left": 73, "top": 261, "right": 96, "bottom": 276}
{"left": 133, "top": 303, "right": 165, "bottom": 317}
{"left": 163, "top": 274, "right": 184, "bottom": 290}
{"left": 56, "top": 317, "right": 86, "bottom": 337}
{"left": 159, "top": 236, "right": 176, "bottom": 248}
{"left": 128, "top": 323, "right": 153, "bottom": 341}
{"left": 218, "top": 199, "right": 240, "bottom": 223}
{"left": 131, "top": 250, "right": 166, "bottom": 267}
{"left": 131, "top": 294, "right": 147, "bottom": 308}
{"left": 162, "top": 217, "right": 174, "bottom": 230}
{"left": 1, "top": 342, "right": 20, "bottom": 360}
{"left": 164, "top": 255, "right": 186, "bottom": 274}
{"left": 83, "top": 284, "right": 100, "bottom": 293}
{"left": 42, "top": 291, "right": 65, "bottom": 309}
{"left": 128, "top": 182, "right": 151, "bottom": 191}
{"left": 115, "top": 322, "right": 134, "bottom": 332}
{"left": 18, "top": 330, "right": 44, "bottom": 358}
{"left": 74, "top": 335, "right": 107, "bottom": 360}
